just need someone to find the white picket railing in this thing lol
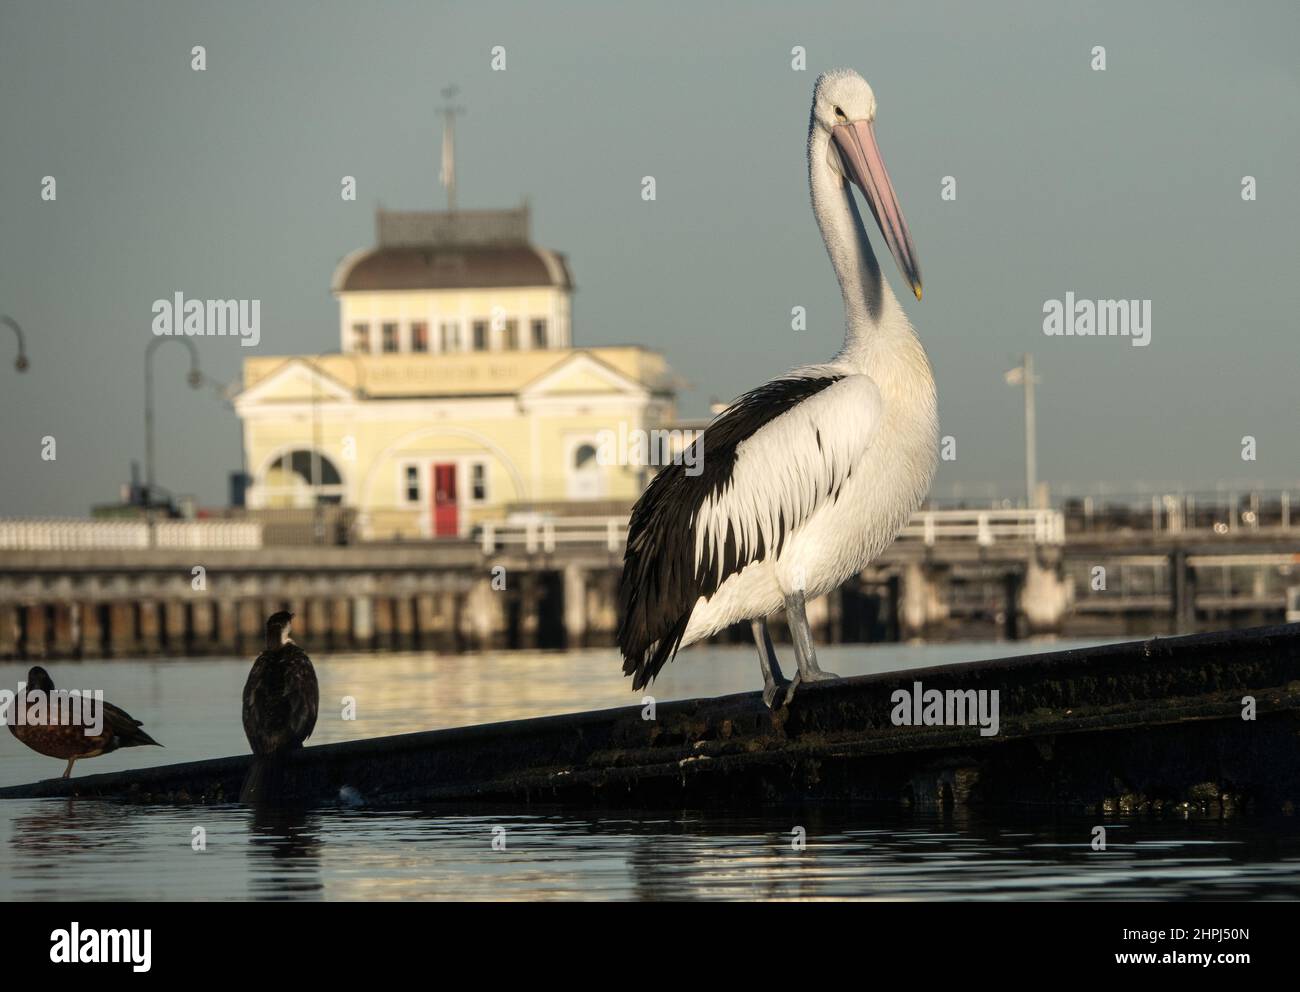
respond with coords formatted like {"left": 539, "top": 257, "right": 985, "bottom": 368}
{"left": 0, "top": 518, "right": 263, "bottom": 550}
{"left": 480, "top": 515, "right": 625, "bottom": 554}
{"left": 479, "top": 508, "right": 1064, "bottom": 554}
{"left": 899, "top": 509, "right": 1065, "bottom": 547}
{"left": 2, "top": 510, "right": 1061, "bottom": 554}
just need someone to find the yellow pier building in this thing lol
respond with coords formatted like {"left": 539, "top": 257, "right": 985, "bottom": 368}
{"left": 235, "top": 204, "right": 679, "bottom": 540}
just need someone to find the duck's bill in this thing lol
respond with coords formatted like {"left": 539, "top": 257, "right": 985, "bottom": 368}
{"left": 832, "top": 119, "right": 922, "bottom": 301}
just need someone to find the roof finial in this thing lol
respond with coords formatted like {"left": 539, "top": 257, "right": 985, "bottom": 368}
{"left": 439, "top": 84, "right": 465, "bottom": 212}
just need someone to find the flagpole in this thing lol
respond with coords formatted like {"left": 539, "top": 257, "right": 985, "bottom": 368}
{"left": 1023, "top": 352, "right": 1037, "bottom": 508}
{"left": 439, "top": 85, "right": 464, "bottom": 212}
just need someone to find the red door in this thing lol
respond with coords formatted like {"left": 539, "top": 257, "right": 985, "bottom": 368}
{"left": 433, "top": 463, "right": 458, "bottom": 537}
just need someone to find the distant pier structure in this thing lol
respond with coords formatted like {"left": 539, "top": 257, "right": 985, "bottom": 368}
{"left": 0, "top": 493, "right": 1297, "bottom": 660}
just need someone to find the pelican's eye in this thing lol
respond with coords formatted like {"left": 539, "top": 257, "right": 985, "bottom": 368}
{"left": 833, "top": 106, "right": 848, "bottom": 122}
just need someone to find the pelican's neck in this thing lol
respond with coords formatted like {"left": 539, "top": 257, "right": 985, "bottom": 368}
{"left": 808, "top": 127, "right": 908, "bottom": 368}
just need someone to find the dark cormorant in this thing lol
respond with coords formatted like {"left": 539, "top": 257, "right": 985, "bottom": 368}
{"left": 7, "top": 666, "right": 161, "bottom": 778}
{"left": 240, "top": 611, "right": 319, "bottom": 803}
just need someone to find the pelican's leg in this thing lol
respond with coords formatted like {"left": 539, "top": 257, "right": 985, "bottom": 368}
{"left": 751, "top": 619, "right": 791, "bottom": 709}
{"left": 783, "top": 590, "right": 840, "bottom": 705}
{"left": 62, "top": 758, "right": 75, "bottom": 779}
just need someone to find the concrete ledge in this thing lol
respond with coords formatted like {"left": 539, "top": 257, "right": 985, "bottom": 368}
{"left": 2, "top": 623, "right": 1298, "bottom": 810}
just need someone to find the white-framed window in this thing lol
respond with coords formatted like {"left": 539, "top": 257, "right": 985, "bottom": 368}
{"left": 350, "top": 322, "right": 370, "bottom": 353}
{"left": 402, "top": 464, "right": 421, "bottom": 504}
{"left": 469, "top": 461, "right": 488, "bottom": 503}
{"left": 411, "top": 321, "right": 429, "bottom": 352}
{"left": 439, "top": 321, "right": 459, "bottom": 352}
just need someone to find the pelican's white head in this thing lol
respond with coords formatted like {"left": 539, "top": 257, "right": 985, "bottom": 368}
{"left": 811, "top": 68, "right": 877, "bottom": 131}
{"left": 810, "top": 69, "right": 921, "bottom": 302}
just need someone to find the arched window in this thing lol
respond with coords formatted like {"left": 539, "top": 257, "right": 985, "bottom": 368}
{"left": 259, "top": 448, "right": 346, "bottom": 508}
{"left": 568, "top": 442, "right": 603, "bottom": 500}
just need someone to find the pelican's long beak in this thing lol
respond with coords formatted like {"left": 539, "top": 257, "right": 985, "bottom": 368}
{"left": 832, "top": 119, "right": 922, "bottom": 301}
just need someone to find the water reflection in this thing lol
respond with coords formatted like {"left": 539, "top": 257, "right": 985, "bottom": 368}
{"left": 0, "top": 799, "right": 1298, "bottom": 901}
{"left": 7, "top": 798, "right": 129, "bottom": 860}
{"left": 246, "top": 806, "right": 324, "bottom": 899}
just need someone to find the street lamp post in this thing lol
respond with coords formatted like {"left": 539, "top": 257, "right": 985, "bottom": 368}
{"left": 144, "top": 338, "right": 203, "bottom": 534}
{"left": 3, "top": 315, "right": 30, "bottom": 372}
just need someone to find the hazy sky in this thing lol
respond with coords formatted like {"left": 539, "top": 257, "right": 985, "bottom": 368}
{"left": 1, "top": 0, "right": 1297, "bottom": 516}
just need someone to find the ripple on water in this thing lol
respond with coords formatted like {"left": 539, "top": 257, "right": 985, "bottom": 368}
{"left": 2, "top": 800, "right": 1299, "bottom": 901}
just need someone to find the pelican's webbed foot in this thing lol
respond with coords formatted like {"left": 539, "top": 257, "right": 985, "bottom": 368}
{"left": 782, "top": 668, "right": 842, "bottom": 707}
{"left": 763, "top": 672, "right": 793, "bottom": 709}
{"left": 752, "top": 619, "right": 792, "bottom": 710}
{"left": 781, "top": 590, "right": 841, "bottom": 706}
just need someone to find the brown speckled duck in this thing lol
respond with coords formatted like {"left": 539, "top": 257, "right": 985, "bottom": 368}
{"left": 8, "top": 666, "right": 162, "bottom": 778}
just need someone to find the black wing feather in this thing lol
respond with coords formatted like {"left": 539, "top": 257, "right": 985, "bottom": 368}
{"left": 617, "top": 374, "right": 843, "bottom": 689}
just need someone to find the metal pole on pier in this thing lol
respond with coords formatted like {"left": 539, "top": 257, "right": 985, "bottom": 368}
{"left": 1004, "top": 354, "right": 1039, "bottom": 508}
{"left": 144, "top": 337, "right": 205, "bottom": 543}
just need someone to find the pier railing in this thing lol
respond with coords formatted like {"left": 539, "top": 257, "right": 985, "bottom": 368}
{"left": 0, "top": 518, "right": 263, "bottom": 550}
{"left": 0, "top": 509, "right": 1066, "bottom": 553}
{"left": 899, "top": 508, "right": 1065, "bottom": 546}
{"left": 478, "top": 508, "right": 1065, "bottom": 554}
{"left": 480, "top": 516, "right": 625, "bottom": 554}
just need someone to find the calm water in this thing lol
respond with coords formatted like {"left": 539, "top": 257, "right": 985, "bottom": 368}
{"left": 3, "top": 640, "right": 1300, "bottom": 901}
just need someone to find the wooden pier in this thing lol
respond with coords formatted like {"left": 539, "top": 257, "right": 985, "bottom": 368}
{"left": 2, "top": 508, "right": 1296, "bottom": 660}
{"left": 2, "top": 623, "right": 1298, "bottom": 811}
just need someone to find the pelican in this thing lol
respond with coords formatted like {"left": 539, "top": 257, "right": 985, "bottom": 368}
{"left": 618, "top": 69, "right": 937, "bottom": 708}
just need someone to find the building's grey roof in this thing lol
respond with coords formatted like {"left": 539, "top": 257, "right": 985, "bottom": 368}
{"left": 376, "top": 206, "right": 531, "bottom": 248}
{"left": 333, "top": 204, "right": 573, "bottom": 292}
